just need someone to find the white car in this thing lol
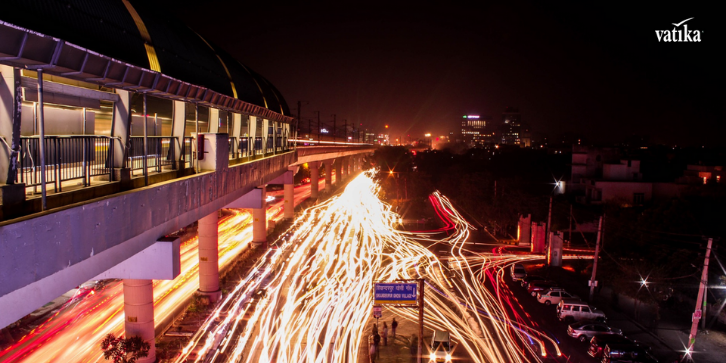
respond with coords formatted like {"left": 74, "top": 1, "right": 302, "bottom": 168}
{"left": 510, "top": 263, "right": 526, "bottom": 281}
{"left": 429, "top": 331, "right": 452, "bottom": 363}
{"left": 537, "top": 288, "right": 578, "bottom": 305}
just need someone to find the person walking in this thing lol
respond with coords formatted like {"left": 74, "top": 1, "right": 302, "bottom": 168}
{"left": 372, "top": 323, "right": 378, "bottom": 335}
{"left": 369, "top": 335, "right": 376, "bottom": 363}
{"left": 381, "top": 322, "right": 389, "bottom": 346}
{"left": 391, "top": 318, "right": 398, "bottom": 339}
{"left": 373, "top": 331, "right": 381, "bottom": 358}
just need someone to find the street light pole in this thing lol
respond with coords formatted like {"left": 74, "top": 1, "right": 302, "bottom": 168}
{"left": 316, "top": 111, "right": 320, "bottom": 142}
{"left": 589, "top": 215, "right": 603, "bottom": 301}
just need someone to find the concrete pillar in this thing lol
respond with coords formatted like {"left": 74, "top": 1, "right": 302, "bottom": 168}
{"left": 343, "top": 158, "right": 348, "bottom": 178}
{"left": 518, "top": 214, "right": 531, "bottom": 247}
{"left": 284, "top": 183, "right": 294, "bottom": 220}
{"left": 336, "top": 160, "right": 343, "bottom": 186}
{"left": 209, "top": 108, "right": 219, "bottom": 133}
{"left": 198, "top": 133, "right": 229, "bottom": 172}
{"left": 252, "top": 186, "right": 267, "bottom": 248}
{"left": 112, "top": 89, "right": 132, "bottom": 170}
{"left": 531, "top": 222, "right": 546, "bottom": 254}
{"left": 323, "top": 160, "right": 333, "bottom": 190}
{"left": 171, "top": 101, "right": 187, "bottom": 169}
{"left": 123, "top": 279, "right": 156, "bottom": 363}
{"left": 0, "top": 65, "right": 20, "bottom": 184}
{"left": 310, "top": 163, "right": 319, "bottom": 199}
{"left": 548, "top": 231, "right": 564, "bottom": 267}
{"left": 198, "top": 211, "right": 221, "bottom": 302}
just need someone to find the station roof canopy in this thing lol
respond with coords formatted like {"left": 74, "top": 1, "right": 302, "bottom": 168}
{"left": 0, "top": 0, "right": 292, "bottom": 122}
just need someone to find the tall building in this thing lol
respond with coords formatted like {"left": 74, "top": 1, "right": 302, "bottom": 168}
{"left": 500, "top": 107, "right": 530, "bottom": 147}
{"left": 460, "top": 115, "right": 492, "bottom": 146}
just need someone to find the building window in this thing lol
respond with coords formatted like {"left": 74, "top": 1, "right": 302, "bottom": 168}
{"left": 633, "top": 193, "right": 644, "bottom": 206}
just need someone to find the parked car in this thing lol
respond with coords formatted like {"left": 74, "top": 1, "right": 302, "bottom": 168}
{"left": 557, "top": 299, "right": 607, "bottom": 323}
{"left": 520, "top": 275, "right": 546, "bottom": 289}
{"left": 527, "top": 281, "right": 558, "bottom": 297}
{"left": 510, "top": 263, "right": 527, "bottom": 281}
{"left": 588, "top": 335, "right": 636, "bottom": 358}
{"left": 429, "top": 330, "right": 452, "bottom": 363}
{"left": 602, "top": 344, "right": 658, "bottom": 362}
{"left": 567, "top": 321, "right": 622, "bottom": 342}
{"left": 537, "top": 288, "right": 578, "bottom": 305}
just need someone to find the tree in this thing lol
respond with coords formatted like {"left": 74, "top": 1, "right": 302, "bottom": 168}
{"left": 100, "top": 334, "right": 150, "bottom": 363}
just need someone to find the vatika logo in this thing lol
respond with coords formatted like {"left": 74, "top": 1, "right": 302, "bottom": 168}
{"left": 655, "top": 18, "right": 702, "bottom": 42}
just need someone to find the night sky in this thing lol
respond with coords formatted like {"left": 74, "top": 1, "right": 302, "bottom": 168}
{"left": 161, "top": 1, "right": 723, "bottom": 146}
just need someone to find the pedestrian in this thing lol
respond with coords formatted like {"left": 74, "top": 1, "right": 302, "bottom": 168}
{"left": 382, "top": 322, "right": 389, "bottom": 346}
{"left": 373, "top": 331, "right": 381, "bottom": 358}
{"left": 372, "top": 323, "right": 378, "bottom": 335}
{"left": 391, "top": 318, "right": 398, "bottom": 339}
{"left": 369, "top": 335, "right": 376, "bottom": 363}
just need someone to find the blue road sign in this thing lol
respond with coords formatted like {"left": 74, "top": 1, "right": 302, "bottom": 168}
{"left": 373, "top": 283, "right": 417, "bottom": 305}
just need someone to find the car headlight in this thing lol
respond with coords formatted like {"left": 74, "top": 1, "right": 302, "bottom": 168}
{"left": 446, "top": 354, "right": 452, "bottom": 362}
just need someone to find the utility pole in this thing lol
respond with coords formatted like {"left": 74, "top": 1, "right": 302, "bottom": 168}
{"left": 332, "top": 114, "right": 336, "bottom": 142}
{"left": 296, "top": 101, "right": 308, "bottom": 141}
{"left": 343, "top": 119, "right": 347, "bottom": 142}
{"left": 546, "top": 196, "right": 553, "bottom": 248}
{"left": 316, "top": 111, "right": 320, "bottom": 142}
{"left": 687, "top": 237, "right": 713, "bottom": 357}
{"left": 589, "top": 216, "right": 603, "bottom": 301}
{"left": 702, "top": 286, "right": 708, "bottom": 329}
{"left": 568, "top": 204, "right": 573, "bottom": 246}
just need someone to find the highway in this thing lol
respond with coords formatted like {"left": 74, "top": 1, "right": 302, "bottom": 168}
{"left": 174, "top": 172, "right": 562, "bottom": 363}
{"left": 0, "top": 178, "right": 328, "bottom": 363}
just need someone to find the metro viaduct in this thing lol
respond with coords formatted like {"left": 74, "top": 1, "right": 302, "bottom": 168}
{"left": 0, "top": 2, "right": 374, "bottom": 361}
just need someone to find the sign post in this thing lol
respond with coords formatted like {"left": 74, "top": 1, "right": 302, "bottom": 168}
{"left": 373, "top": 281, "right": 422, "bottom": 363}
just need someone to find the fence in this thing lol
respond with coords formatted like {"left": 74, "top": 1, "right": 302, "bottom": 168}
{"left": 253, "top": 136, "right": 263, "bottom": 156}
{"left": 266, "top": 136, "right": 274, "bottom": 154}
{"left": 181, "top": 136, "right": 193, "bottom": 169}
{"left": 16, "top": 135, "right": 117, "bottom": 191}
{"left": 126, "top": 136, "right": 178, "bottom": 172}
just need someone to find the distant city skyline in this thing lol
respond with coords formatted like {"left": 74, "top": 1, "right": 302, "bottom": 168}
{"left": 163, "top": 2, "right": 720, "bottom": 146}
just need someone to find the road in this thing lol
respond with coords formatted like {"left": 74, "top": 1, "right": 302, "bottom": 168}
{"left": 0, "top": 178, "right": 331, "bottom": 363}
{"left": 175, "top": 173, "right": 556, "bottom": 363}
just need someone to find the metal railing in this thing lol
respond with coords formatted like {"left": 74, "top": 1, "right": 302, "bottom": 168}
{"left": 17, "top": 135, "right": 117, "bottom": 191}
{"left": 253, "top": 136, "right": 263, "bottom": 155}
{"left": 181, "top": 136, "right": 193, "bottom": 169}
{"left": 126, "top": 136, "right": 177, "bottom": 172}
{"left": 266, "top": 136, "right": 274, "bottom": 154}
{"left": 228, "top": 136, "right": 237, "bottom": 159}
{"left": 238, "top": 137, "right": 250, "bottom": 158}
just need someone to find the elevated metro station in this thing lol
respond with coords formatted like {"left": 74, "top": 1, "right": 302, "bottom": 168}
{"left": 0, "top": 2, "right": 374, "bottom": 360}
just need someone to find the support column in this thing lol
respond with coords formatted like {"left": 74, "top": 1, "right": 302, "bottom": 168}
{"left": 252, "top": 186, "right": 268, "bottom": 248}
{"left": 112, "top": 90, "right": 132, "bottom": 172}
{"left": 310, "top": 163, "right": 320, "bottom": 199}
{"left": 336, "top": 160, "right": 343, "bottom": 186}
{"left": 171, "top": 101, "right": 186, "bottom": 169}
{"left": 548, "top": 231, "right": 563, "bottom": 267}
{"left": 198, "top": 211, "right": 222, "bottom": 302}
{"left": 323, "top": 160, "right": 333, "bottom": 191}
{"left": 284, "top": 182, "right": 294, "bottom": 219}
{"left": 209, "top": 108, "right": 220, "bottom": 133}
{"left": 123, "top": 279, "right": 156, "bottom": 363}
{"left": 340, "top": 157, "right": 347, "bottom": 181}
